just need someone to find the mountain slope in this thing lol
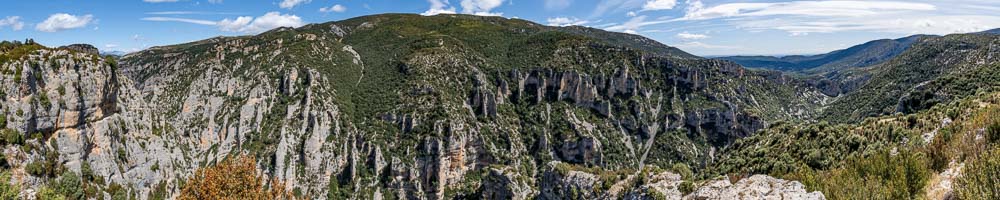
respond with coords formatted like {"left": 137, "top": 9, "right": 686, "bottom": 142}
{"left": 820, "top": 32, "right": 1000, "bottom": 122}
{"left": 1, "top": 14, "right": 829, "bottom": 199}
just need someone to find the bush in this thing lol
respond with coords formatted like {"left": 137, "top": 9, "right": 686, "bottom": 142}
{"left": 678, "top": 180, "right": 694, "bottom": 195}
{"left": 35, "top": 186, "right": 65, "bottom": 200}
{"left": 812, "top": 150, "right": 930, "bottom": 200}
{"left": 987, "top": 121, "right": 1000, "bottom": 144}
{"left": 25, "top": 150, "right": 62, "bottom": 178}
{"left": 178, "top": 155, "right": 296, "bottom": 200}
{"left": 670, "top": 163, "right": 693, "bottom": 180}
{"left": 955, "top": 147, "right": 1000, "bottom": 200}
{"left": 0, "top": 129, "right": 24, "bottom": 145}
{"left": 53, "top": 171, "right": 83, "bottom": 200}
{"left": 0, "top": 171, "right": 20, "bottom": 200}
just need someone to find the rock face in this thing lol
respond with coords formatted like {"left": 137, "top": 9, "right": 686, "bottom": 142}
{"left": 0, "top": 14, "right": 833, "bottom": 200}
{"left": 685, "top": 175, "right": 825, "bottom": 200}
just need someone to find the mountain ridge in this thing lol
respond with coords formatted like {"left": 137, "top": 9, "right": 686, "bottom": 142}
{"left": 2, "top": 13, "right": 999, "bottom": 200}
{"left": 718, "top": 34, "right": 933, "bottom": 73}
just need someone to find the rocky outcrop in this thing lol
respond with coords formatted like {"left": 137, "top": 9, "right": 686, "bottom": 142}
{"left": 624, "top": 171, "right": 685, "bottom": 200}
{"left": 480, "top": 168, "right": 536, "bottom": 200}
{"left": 684, "top": 175, "right": 825, "bottom": 200}
{"left": 539, "top": 162, "right": 602, "bottom": 200}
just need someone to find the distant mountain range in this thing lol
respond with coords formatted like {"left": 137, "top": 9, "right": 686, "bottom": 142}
{"left": 718, "top": 34, "right": 932, "bottom": 73}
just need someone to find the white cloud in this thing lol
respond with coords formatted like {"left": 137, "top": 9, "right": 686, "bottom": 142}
{"left": 642, "top": 0, "right": 676, "bottom": 11}
{"left": 143, "top": 0, "right": 179, "bottom": 2}
{"left": 36, "top": 13, "right": 94, "bottom": 32}
{"left": 319, "top": 4, "right": 347, "bottom": 13}
{"left": 208, "top": 0, "right": 223, "bottom": 4}
{"left": 421, "top": 0, "right": 506, "bottom": 17}
{"left": 460, "top": 0, "right": 505, "bottom": 16}
{"left": 219, "top": 12, "right": 303, "bottom": 33}
{"left": 279, "top": 0, "right": 310, "bottom": 9}
{"left": 422, "top": 0, "right": 457, "bottom": 16}
{"left": 104, "top": 44, "right": 119, "bottom": 48}
{"left": 547, "top": 17, "right": 589, "bottom": 26}
{"left": 0, "top": 16, "right": 24, "bottom": 31}
{"left": 676, "top": 32, "right": 708, "bottom": 39}
{"left": 217, "top": 17, "right": 253, "bottom": 31}
{"left": 627, "top": 11, "right": 637, "bottom": 17}
{"left": 544, "top": 0, "right": 572, "bottom": 10}
{"left": 142, "top": 12, "right": 303, "bottom": 34}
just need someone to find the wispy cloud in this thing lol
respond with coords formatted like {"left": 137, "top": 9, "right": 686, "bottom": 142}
{"left": 604, "top": 15, "right": 671, "bottom": 33}
{"left": 679, "top": 1, "right": 935, "bottom": 21}
{"left": 676, "top": 32, "right": 708, "bottom": 39}
{"left": 0, "top": 16, "right": 24, "bottom": 31}
{"left": 145, "top": 11, "right": 242, "bottom": 15}
{"left": 674, "top": 41, "right": 738, "bottom": 50}
{"left": 672, "top": 0, "right": 1000, "bottom": 35}
{"left": 141, "top": 17, "right": 217, "bottom": 25}
{"left": 142, "top": 12, "right": 304, "bottom": 33}
{"left": 591, "top": 0, "right": 645, "bottom": 18}
{"left": 547, "top": 17, "right": 589, "bottom": 26}
{"left": 143, "top": 0, "right": 179, "bottom": 2}
{"left": 279, "top": 0, "right": 310, "bottom": 9}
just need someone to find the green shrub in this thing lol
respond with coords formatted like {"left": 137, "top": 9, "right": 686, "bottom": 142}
{"left": 0, "top": 171, "right": 20, "bottom": 200}
{"left": 813, "top": 150, "right": 930, "bottom": 200}
{"left": 678, "top": 180, "right": 694, "bottom": 195}
{"left": 117, "top": 148, "right": 127, "bottom": 162}
{"left": 35, "top": 186, "right": 65, "bottom": 200}
{"left": 0, "top": 129, "right": 24, "bottom": 145}
{"left": 955, "top": 147, "right": 1000, "bottom": 200}
{"left": 670, "top": 163, "right": 693, "bottom": 180}
{"left": 648, "top": 188, "right": 668, "bottom": 200}
{"left": 38, "top": 93, "right": 51, "bottom": 108}
{"left": 57, "top": 85, "right": 66, "bottom": 96}
{"left": 25, "top": 150, "right": 62, "bottom": 178}
{"left": 987, "top": 121, "right": 1000, "bottom": 144}
{"left": 151, "top": 161, "right": 160, "bottom": 172}
{"left": 54, "top": 171, "right": 84, "bottom": 200}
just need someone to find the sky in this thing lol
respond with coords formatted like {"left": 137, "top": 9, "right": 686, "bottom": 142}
{"left": 1, "top": 0, "right": 999, "bottom": 56}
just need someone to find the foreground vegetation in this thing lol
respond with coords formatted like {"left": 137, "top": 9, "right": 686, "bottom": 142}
{"left": 709, "top": 91, "right": 1000, "bottom": 199}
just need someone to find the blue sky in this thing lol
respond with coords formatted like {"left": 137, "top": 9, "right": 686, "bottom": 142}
{"left": 1, "top": 0, "right": 999, "bottom": 56}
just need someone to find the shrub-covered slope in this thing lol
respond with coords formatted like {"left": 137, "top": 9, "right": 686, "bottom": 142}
{"left": 1, "top": 14, "right": 829, "bottom": 199}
